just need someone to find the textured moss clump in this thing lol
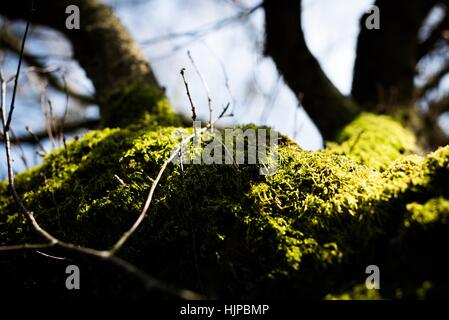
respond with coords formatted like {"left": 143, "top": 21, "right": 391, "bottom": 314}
{"left": 405, "top": 197, "right": 449, "bottom": 226}
{"left": 325, "top": 284, "right": 382, "bottom": 300}
{"left": 328, "top": 113, "right": 418, "bottom": 170}
{"left": 101, "top": 83, "right": 181, "bottom": 128}
{"left": 0, "top": 118, "right": 448, "bottom": 299}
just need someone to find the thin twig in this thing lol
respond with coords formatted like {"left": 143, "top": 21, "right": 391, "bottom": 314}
{"left": 47, "top": 98, "right": 57, "bottom": 149}
{"left": 114, "top": 174, "right": 128, "bottom": 187}
{"left": 180, "top": 68, "right": 197, "bottom": 121}
{"left": 2, "top": 119, "right": 100, "bottom": 146}
{"left": 40, "top": 90, "right": 55, "bottom": 149}
{"left": 349, "top": 130, "right": 366, "bottom": 153}
{"left": 180, "top": 68, "right": 197, "bottom": 139}
{"left": 60, "top": 72, "right": 69, "bottom": 148}
{"left": 5, "top": 19, "right": 30, "bottom": 131}
{"left": 260, "top": 75, "right": 282, "bottom": 123}
{"left": 109, "top": 126, "right": 208, "bottom": 255}
{"left": 221, "top": 102, "right": 231, "bottom": 118}
{"left": 201, "top": 41, "right": 236, "bottom": 115}
{"left": 0, "top": 48, "right": 200, "bottom": 301}
{"left": 35, "top": 250, "right": 70, "bottom": 261}
{"left": 141, "top": 3, "right": 262, "bottom": 46}
{"left": 177, "top": 129, "right": 185, "bottom": 180}
{"left": 110, "top": 108, "right": 230, "bottom": 255}
{"left": 187, "top": 51, "right": 213, "bottom": 130}
{"left": 25, "top": 125, "right": 47, "bottom": 154}
{"left": 0, "top": 242, "right": 53, "bottom": 252}
{"left": 10, "top": 128, "right": 29, "bottom": 169}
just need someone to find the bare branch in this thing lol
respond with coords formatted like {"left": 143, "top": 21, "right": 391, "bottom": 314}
{"left": 10, "top": 128, "right": 29, "bottom": 169}
{"left": 201, "top": 42, "right": 236, "bottom": 115}
{"left": 418, "top": 8, "right": 449, "bottom": 61}
{"left": 264, "top": 0, "right": 358, "bottom": 140}
{"left": 109, "top": 103, "right": 231, "bottom": 255}
{"left": 0, "top": 29, "right": 200, "bottom": 300}
{"left": 0, "top": 0, "right": 164, "bottom": 127}
{"left": 141, "top": 3, "right": 262, "bottom": 46}
{"left": 417, "top": 59, "right": 449, "bottom": 98}
{"left": 187, "top": 50, "right": 213, "bottom": 129}
{"left": 428, "top": 94, "right": 449, "bottom": 118}
{"left": 34, "top": 250, "right": 70, "bottom": 261}
{"left": 0, "top": 28, "right": 94, "bottom": 104}
{"left": 0, "top": 242, "right": 53, "bottom": 252}
{"left": 3, "top": 118, "right": 99, "bottom": 145}
{"left": 5, "top": 18, "right": 30, "bottom": 131}
{"left": 24, "top": 126, "right": 47, "bottom": 152}
{"left": 110, "top": 126, "right": 207, "bottom": 255}
{"left": 180, "top": 68, "right": 197, "bottom": 122}
{"left": 180, "top": 68, "right": 199, "bottom": 140}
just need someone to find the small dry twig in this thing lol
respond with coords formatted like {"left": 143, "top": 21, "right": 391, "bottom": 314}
{"left": 4, "top": 19, "right": 30, "bottom": 131}
{"left": 25, "top": 125, "right": 47, "bottom": 154}
{"left": 187, "top": 50, "right": 213, "bottom": 130}
{"left": 180, "top": 67, "right": 198, "bottom": 140}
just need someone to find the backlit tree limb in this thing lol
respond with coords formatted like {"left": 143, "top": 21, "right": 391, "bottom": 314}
{"left": 263, "top": 0, "right": 359, "bottom": 140}
{"left": 418, "top": 6, "right": 449, "bottom": 61}
{"left": 417, "top": 59, "right": 449, "bottom": 98}
{"left": 0, "top": 27, "right": 95, "bottom": 104}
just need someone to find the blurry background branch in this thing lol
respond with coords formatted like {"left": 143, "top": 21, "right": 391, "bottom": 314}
{"left": 0, "top": 0, "right": 163, "bottom": 127}
{"left": 263, "top": 0, "right": 359, "bottom": 140}
{"left": 0, "top": 118, "right": 99, "bottom": 145}
{"left": 141, "top": 2, "right": 262, "bottom": 47}
{"left": 418, "top": 4, "right": 449, "bottom": 60}
{"left": 417, "top": 59, "right": 449, "bottom": 98}
{"left": 0, "top": 27, "right": 95, "bottom": 105}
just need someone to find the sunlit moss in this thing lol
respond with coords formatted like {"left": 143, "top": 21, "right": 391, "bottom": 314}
{"left": 405, "top": 198, "right": 449, "bottom": 226}
{"left": 325, "top": 284, "right": 382, "bottom": 300}
{"left": 101, "top": 83, "right": 181, "bottom": 128}
{"left": 0, "top": 116, "right": 448, "bottom": 298}
{"left": 328, "top": 113, "right": 418, "bottom": 170}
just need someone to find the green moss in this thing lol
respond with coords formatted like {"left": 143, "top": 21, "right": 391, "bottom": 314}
{"left": 405, "top": 198, "right": 449, "bottom": 226}
{"left": 0, "top": 118, "right": 448, "bottom": 299}
{"left": 328, "top": 113, "right": 418, "bottom": 170}
{"left": 325, "top": 284, "right": 382, "bottom": 300}
{"left": 101, "top": 83, "right": 181, "bottom": 128}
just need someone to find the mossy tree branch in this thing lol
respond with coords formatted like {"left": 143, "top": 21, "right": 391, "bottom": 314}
{"left": 1, "top": 115, "right": 448, "bottom": 298}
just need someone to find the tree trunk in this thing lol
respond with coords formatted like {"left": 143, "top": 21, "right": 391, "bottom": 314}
{"left": 352, "top": 0, "right": 436, "bottom": 110}
{"left": 264, "top": 0, "right": 359, "bottom": 140}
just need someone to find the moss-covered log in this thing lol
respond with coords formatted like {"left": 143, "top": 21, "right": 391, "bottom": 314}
{"left": 1, "top": 114, "right": 448, "bottom": 299}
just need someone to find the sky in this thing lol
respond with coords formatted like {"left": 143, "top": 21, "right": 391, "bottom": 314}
{"left": 113, "top": 0, "right": 374, "bottom": 149}
{"left": 0, "top": 0, "right": 381, "bottom": 176}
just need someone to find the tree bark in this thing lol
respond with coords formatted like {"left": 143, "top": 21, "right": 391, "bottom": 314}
{"left": 352, "top": 0, "right": 437, "bottom": 110}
